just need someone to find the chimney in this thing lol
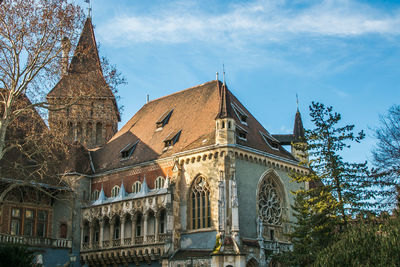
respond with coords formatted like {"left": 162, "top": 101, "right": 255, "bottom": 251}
{"left": 61, "top": 37, "right": 71, "bottom": 76}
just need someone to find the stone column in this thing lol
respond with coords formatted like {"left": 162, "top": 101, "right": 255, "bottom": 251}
{"left": 143, "top": 213, "right": 148, "bottom": 243}
{"left": 80, "top": 223, "right": 85, "bottom": 248}
{"left": 89, "top": 221, "right": 94, "bottom": 248}
{"left": 121, "top": 217, "right": 125, "bottom": 245}
{"left": 131, "top": 215, "right": 136, "bottom": 245}
{"left": 99, "top": 219, "right": 104, "bottom": 248}
{"left": 155, "top": 212, "right": 160, "bottom": 242}
{"left": 110, "top": 221, "right": 115, "bottom": 243}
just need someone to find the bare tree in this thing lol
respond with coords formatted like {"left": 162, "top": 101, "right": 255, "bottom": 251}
{"left": 372, "top": 105, "right": 400, "bottom": 206}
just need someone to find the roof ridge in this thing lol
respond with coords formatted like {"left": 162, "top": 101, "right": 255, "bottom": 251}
{"left": 146, "top": 80, "right": 219, "bottom": 105}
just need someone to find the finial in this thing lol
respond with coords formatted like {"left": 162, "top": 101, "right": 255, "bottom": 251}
{"left": 296, "top": 93, "right": 299, "bottom": 112}
{"left": 216, "top": 72, "right": 219, "bottom": 81}
{"left": 84, "top": 0, "right": 92, "bottom": 18}
{"left": 223, "top": 64, "right": 226, "bottom": 86}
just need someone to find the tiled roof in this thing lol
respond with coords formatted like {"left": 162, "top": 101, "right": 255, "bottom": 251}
{"left": 91, "top": 80, "right": 296, "bottom": 172}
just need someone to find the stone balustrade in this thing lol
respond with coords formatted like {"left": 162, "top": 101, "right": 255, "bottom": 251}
{"left": 0, "top": 234, "right": 73, "bottom": 249}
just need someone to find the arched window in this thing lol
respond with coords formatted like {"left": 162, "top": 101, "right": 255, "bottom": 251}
{"left": 77, "top": 122, "right": 83, "bottom": 142}
{"left": 91, "top": 190, "right": 100, "bottom": 201}
{"left": 96, "top": 122, "right": 102, "bottom": 145}
{"left": 86, "top": 122, "right": 93, "bottom": 143}
{"left": 189, "top": 176, "right": 211, "bottom": 229}
{"left": 132, "top": 181, "right": 141, "bottom": 194}
{"left": 155, "top": 176, "right": 165, "bottom": 189}
{"left": 136, "top": 214, "right": 142, "bottom": 237}
{"left": 67, "top": 122, "right": 74, "bottom": 140}
{"left": 159, "top": 210, "right": 166, "bottom": 234}
{"left": 111, "top": 186, "right": 120, "bottom": 197}
{"left": 59, "top": 223, "right": 67, "bottom": 239}
{"left": 257, "top": 174, "right": 283, "bottom": 226}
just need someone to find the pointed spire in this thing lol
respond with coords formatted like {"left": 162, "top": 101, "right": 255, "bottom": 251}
{"left": 113, "top": 180, "right": 127, "bottom": 202}
{"left": 293, "top": 109, "right": 305, "bottom": 140}
{"left": 68, "top": 18, "right": 102, "bottom": 74}
{"left": 93, "top": 185, "right": 107, "bottom": 205}
{"left": 137, "top": 175, "right": 150, "bottom": 197}
{"left": 216, "top": 81, "right": 232, "bottom": 119}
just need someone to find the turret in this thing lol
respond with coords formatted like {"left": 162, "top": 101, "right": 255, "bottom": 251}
{"left": 291, "top": 109, "right": 308, "bottom": 162}
{"left": 215, "top": 80, "right": 235, "bottom": 145}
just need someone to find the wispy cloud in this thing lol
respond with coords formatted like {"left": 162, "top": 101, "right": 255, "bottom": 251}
{"left": 98, "top": 0, "right": 400, "bottom": 45}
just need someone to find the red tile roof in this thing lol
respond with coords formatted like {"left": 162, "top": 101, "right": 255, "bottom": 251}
{"left": 91, "top": 80, "right": 296, "bottom": 172}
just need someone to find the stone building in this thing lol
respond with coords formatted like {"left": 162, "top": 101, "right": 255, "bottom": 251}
{"left": 0, "top": 17, "right": 307, "bottom": 267}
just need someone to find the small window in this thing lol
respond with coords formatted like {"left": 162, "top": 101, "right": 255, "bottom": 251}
{"left": 37, "top": 211, "right": 47, "bottom": 237}
{"left": 260, "top": 131, "right": 279, "bottom": 150}
{"left": 59, "top": 223, "right": 67, "bottom": 239}
{"left": 156, "top": 109, "right": 174, "bottom": 129}
{"left": 10, "top": 208, "right": 21, "bottom": 236}
{"left": 111, "top": 186, "right": 120, "bottom": 197}
{"left": 132, "top": 181, "right": 142, "bottom": 194}
{"left": 155, "top": 176, "right": 165, "bottom": 189}
{"left": 91, "top": 190, "right": 100, "bottom": 201}
{"left": 236, "top": 125, "right": 248, "bottom": 141}
{"left": 231, "top": 103, "right": 248, "bottom": 125}
{"left": 164, "top": 130, "right": 181, "bottom": 148}
{"left": 120, "top": 140, "right": 139, "bottom": 159}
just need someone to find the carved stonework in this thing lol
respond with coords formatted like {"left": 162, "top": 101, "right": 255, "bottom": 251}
{"left": 257, "top": 176, "right": 282, "bottom": 226}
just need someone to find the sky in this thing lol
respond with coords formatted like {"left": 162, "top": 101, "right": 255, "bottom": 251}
{"left": 80, "top": 0, "right": 400, "bottom": 164}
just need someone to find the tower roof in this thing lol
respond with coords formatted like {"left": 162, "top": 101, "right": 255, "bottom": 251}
{"left": 69, "top": 17, "right": 102, "bottom": 74}
{"left": 47, "top": 18, "right": 120, "bottom": 121}
{"left": 216, "top": 81, "right": 233, "bottom": 119}
{"left": 293, "top": 110, "right": 305, "bottom": 140}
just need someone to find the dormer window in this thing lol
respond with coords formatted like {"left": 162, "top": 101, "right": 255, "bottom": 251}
{"left": 132, "top": 181, "right": 141, "bottom": 194}
{"left": 260, "top": 131, "right": 280, "bottom": 150}
{"left": 120, "top": 140, "right": 139, "bottom": 159}
{"left": 91, "top": 190, "right": 100, "bottom": 201}
{"left": 236, "top": 125, "right": 248, "bottom": 141}
{"left": 164, "top": 130, "right": 181, "bottom": 148}
{"left": 111, "top": 186, "right": 120, "bottom": 197}
{"left": 155, "top": 176, "right": 165, "bottom": 189}
{"left": 156, "top": 109, "right": 173, "bottom": 130}
{"left": 231, "top": 103, "right": 248, "bottom": 125}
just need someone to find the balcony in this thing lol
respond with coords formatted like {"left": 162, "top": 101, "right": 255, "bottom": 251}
{"left": 0, "top": 233, "right": 72, "bottom": 248}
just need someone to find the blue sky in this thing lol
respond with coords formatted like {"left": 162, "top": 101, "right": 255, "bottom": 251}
{"left": 82, "top": 0, "right": 400, "bottom": 164}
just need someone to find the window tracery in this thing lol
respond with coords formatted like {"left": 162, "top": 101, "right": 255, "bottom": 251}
{"left": 189, "top": 176, "right": 211, "bottom": 229}
{"left": 257, "top": 175, "right": 282, "bottom": 225}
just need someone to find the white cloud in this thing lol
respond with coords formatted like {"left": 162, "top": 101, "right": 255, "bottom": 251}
{"left": 97, "top": 0, "right": 400, "bottom": 45}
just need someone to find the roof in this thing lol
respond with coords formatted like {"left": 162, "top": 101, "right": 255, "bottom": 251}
{"left": 91, "top": 80, "right": 296, "bottom": 172}
{"left": 47, "top": 18, "right": 120, "bottom": 120}
{"left": 294, "top": 110, "right": 305, "bottom": 140}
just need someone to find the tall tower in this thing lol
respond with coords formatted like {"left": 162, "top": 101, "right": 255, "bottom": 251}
{"left": 215, "top": 80, "right": 235, "bottom": 145}
{"left": 47, "top": 18, "right": 120, "bottom": 148}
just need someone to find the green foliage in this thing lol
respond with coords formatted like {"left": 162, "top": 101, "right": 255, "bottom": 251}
{"left": 0, "top": 243, "right": 39, "bottom": 267}
{"left": 315, "top": 216, "right": 400, "bottom": 267}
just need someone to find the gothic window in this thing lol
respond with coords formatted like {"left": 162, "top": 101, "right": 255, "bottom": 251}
{"left": 132, "top": 181, "right": 141, "bottom": 194}
{"left": 257, "top": 175, "right": 282, "bottom": 226}
{"left": 190, "top": 176, "right": 211, "bottom": 229}
{"left": 136, "top": 214, "right": 142, "bottom": 236}
{"left": 10, "top": 208, "right": 21, "bottom": 235}
{"left": 77, "top": 122, "right": 83, "bottom": 142}
{"left": 111, "top": 186, "right": 120, "bottom": 197}
{"left": 159, "top": 210, "right": 166, "bottom": 234}
{"left": 96, "top": 122, "right": 102, "bottom": 145}
{"left": 91, "top": 190, "right": 100, "bottom": 201}
{"left": 155, "top": 176, "right": 165, "bottom": 189}
{"left": 246, "top": 258, "right": 258, "bottom": 267}
{"left": 86, "top": 122, "right": 93, "bottom": 142}
{"left": 67, "top": 122, "right": 74, "bottom": 140}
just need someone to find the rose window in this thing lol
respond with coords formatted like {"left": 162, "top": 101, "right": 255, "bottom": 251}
{"left": 258, "top": 176, "right": 282, "bottom": 225}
